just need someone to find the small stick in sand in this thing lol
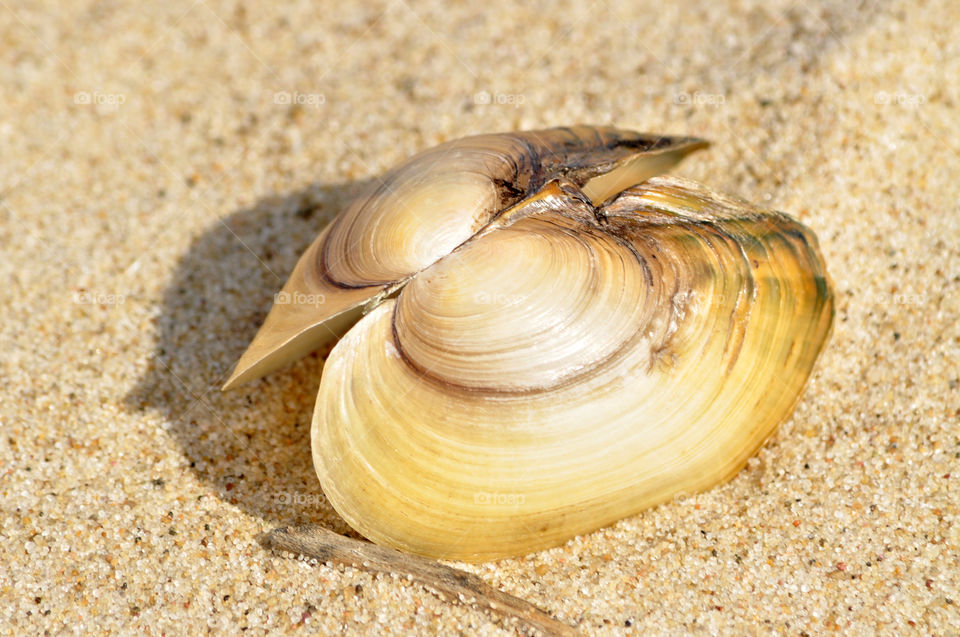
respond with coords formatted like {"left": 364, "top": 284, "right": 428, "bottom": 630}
{"left": 262, "top": 525, "right": 581, "bottom": 637}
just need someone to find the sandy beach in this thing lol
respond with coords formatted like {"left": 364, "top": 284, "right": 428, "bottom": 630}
{"left": 1, "top": 0, "right": 958, "bottom": 633}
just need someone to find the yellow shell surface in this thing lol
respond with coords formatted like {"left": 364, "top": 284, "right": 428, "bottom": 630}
{"left": 225, "top": 127, "right": 834, "bottom": 561}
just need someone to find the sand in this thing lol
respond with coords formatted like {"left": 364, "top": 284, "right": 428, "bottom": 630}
{"left": 1, "top": 0, "right": 958, "bottom": 634}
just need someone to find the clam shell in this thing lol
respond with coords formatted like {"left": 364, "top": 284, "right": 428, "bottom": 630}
{"left": 224, "top": 127, "right": 834, "bottom": 562}
{"left": 222, "top": 127, "right": 707, "bottom": 389}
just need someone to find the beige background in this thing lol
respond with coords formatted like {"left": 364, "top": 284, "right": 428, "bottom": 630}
{"left": 2, "top": 0, "right": 958, "bottom": 634}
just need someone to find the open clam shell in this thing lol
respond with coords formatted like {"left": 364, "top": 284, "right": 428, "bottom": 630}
{"left": 224, "top": 127, "right": 833, "bottom": 562}
{"left": 222, "top": 127, "right": 707, "bottom": 389}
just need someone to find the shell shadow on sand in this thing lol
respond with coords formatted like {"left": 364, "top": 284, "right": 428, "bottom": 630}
{"left": 124, "top": 179, "right": 374, "bottom": 537}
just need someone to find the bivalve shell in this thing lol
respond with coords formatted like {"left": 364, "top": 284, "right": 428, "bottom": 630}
{"left": 225, "top": 127, "right": 834, "bottom": 561}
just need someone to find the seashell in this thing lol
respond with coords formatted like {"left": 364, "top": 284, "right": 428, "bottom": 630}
{"left": 224, "top": 126, "right": 834, "bottom": 562}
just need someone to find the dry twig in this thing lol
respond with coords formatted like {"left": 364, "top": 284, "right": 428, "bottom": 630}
{"left": 263, "top": 525, "right": 580, "bottom": 636}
